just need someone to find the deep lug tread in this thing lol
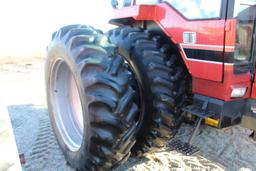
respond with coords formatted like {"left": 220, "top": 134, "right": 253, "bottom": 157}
{"left": 90, "top": 122, "right": 123, "bottom": 135}
{"left": 107, "top": 55, "right": 124, "bottom": 76}
{"left": 127, "top": 32, "right": 149, "bottom": 42}
{"left": 160, "top": 44, "right": 170, "bottom": 53}
{"left": 143, "top": 50, "right": 166, "bottom": 58}
{"left": 113, "top": 28, "right": 121, "bottom": 36}
{"left": 72, "top": 45, "right": 106, "bottom": 64}
{"left": 142, "top": 50, "right": 166, "bottom": 63}
{"left": 158, "top": 109, "right": 176, "bottom": 127}
{"left": 65, "top": 28, "right": 97, "bottom": 43}
{"left": 92, "top": 110, "right": 124, "bottom": 132}
{"left": 148, "top": 62, "right": 173, "bottom": 73}
{"left": 108, "top": 26, "right": 191, "bottom": 155}
{"left": 145, "top": 139, "right": 154, "bottom": 148}
{"left": 120, "top": 27, "right": 140, "bottom": 38}
{"left": 115, "top": 88, "right": 135, "bottom": 115}
{"left": 152, "top": 35, "right": 162, "bottom": 44}
{"left": 125, "top": 103, "right": 139, "bottom": 124}
{"left": 99, "top": 146, "right": 121, "bottom": 161}
{"left": 149, "top": 130, "right": 159, "bottom": 138}
{"left": 116, "top": 124, "right": 137, "bottom": 148}
{"left": 122, "top": 139, "right": 136, "bottom": 155}
{"left": 153, "top": 77, "right": 174, "bottom": 89}
{"left": 90, "top": 155, "right": 102, "bottom": 166}
{"left": 58, "top": 24, "right": 80, "bottom": 38}
{"left": 135, "top": 40, "right": 158, "bottom": 50}
{"left": 69, "top": 35, "right": 96, "bottom": 49}
{"left": 93, "top": 128, "right": 115, "bottom": 144}
{"left": 116, "top": 152, "right": 130, "bottom": 166}
{"left": 157, "top": 94, "right": 175, "bottom": 105}
{"left": 84, "top": 74, "right": 124, "bottom": 94}
{"left": 47, "top": 25, "right": 139, "bottom": 170}
{"left": 51, "top": 31, "right": 57, "bottom": 40}
{"left": 88, "top": 94, "right": 117, "bottom": 109}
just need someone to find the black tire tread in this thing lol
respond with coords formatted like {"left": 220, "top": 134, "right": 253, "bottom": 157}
{"left": 48, "top": 25, "right": 139, "bottom": 170}
{"left": 109, "top": 26, "right": 190, "bottom": 155}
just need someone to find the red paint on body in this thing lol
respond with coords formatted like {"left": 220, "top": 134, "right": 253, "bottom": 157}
{"left": 110, "top": 3, "right": 252, "bottom": 101}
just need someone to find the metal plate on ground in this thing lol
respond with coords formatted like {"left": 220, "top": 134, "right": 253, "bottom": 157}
{"left": 169, "top": 139, "right": 200, "bottom": 156}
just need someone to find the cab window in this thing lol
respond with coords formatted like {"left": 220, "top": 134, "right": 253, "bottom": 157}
{"left": 163, "top": 0, "right": 222, "bottom": 19}
{"left": 234, "top": 0, "right": 256, "bottom": 63}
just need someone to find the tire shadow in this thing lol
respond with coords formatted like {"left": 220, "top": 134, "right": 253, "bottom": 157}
{"left": 8, "top": 104, "right": 74, "bottom": 171}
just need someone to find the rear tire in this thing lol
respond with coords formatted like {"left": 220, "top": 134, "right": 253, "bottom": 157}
{"left": 109, "top": 27, "right": 191, "bottom": 155}
{"left": 45, "top": 25, "right": 139, "bottom": 170}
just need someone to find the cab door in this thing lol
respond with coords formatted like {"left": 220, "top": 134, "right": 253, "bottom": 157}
{"left": 232, "top": 1, "right": 256, "bottom": 98}
{"left": 251, "top": 20, "right": 256, "bottom": 98}
{"left": 160, "top": 0, "right": 226, "bottom": 82}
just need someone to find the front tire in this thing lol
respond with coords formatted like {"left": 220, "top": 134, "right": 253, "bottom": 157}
{"left": 45, "top": 25, "right": 139, "bottom": 170}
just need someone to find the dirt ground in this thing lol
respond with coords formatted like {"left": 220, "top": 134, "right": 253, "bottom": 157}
{"left": 1, "top": 56, "right": 256, "bottom": 171}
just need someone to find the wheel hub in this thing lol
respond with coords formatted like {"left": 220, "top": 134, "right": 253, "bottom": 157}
{"left": 50, "top": 59, "right": 84, "bottom": 152}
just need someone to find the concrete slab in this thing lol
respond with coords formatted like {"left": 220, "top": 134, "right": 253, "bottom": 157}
{"left": 0, "top": 99, "right": 22, "bottom": 171}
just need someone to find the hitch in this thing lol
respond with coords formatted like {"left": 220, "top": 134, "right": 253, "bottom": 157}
{"left": 169, "top": 100, "right": 215, "bottom": 155}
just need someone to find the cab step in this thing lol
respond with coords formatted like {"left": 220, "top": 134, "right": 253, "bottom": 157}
{"left": 169, "top": 139, "right": 199, "bottom": 156}
{"left": 169, "top": 99, "right": 215, "bottom": 155}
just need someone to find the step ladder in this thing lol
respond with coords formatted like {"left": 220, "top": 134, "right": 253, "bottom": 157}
{"left": 169, "top": 100, "right": 215, "bottom": 155}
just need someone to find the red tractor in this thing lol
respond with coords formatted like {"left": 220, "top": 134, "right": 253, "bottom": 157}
{"left": 45, "top": 0, "right": 256, "bottom": 170}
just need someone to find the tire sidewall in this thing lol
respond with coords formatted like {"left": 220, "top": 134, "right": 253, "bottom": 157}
{"left": 45, "top": 42, "right": 90, "bottom": 168}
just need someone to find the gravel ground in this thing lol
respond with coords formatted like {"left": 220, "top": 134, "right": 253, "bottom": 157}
{"left": 1, "top": 57, "right": 256, "bottom": 171}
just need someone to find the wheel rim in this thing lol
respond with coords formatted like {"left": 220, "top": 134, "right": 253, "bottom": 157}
{"left": 50, "top": 59, "right": 84, "bottom": 152}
